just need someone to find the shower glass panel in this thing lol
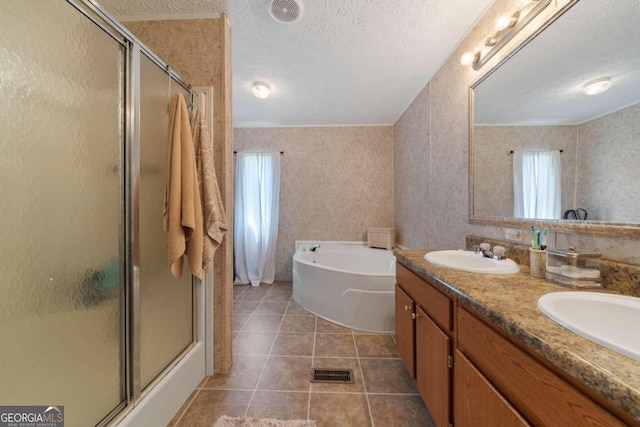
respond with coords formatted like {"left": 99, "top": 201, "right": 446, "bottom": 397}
{"left": 0, "top": 1, "right": 125, "bottom": 426}
{"left": 139, "top": 54, "right": 194, "bottom": 390}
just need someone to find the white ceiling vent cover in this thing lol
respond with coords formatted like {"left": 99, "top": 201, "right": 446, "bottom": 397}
{"left": 268, "top": 0, "right": 303, "bottom": 24}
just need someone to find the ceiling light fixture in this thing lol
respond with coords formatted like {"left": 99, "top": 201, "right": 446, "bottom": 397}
{"left": 252, "top": 82, "right": 271, "bottom": 98}
{"left": 582, "top": 77, "right": 612, "bottom": 95}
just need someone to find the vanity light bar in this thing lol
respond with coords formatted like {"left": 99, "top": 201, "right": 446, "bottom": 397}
{"left": 459, "top": 0, "right": 551, "bottom": 69}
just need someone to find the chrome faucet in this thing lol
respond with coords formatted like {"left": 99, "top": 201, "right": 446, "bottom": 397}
{"left": 310, "top": 244, "right": 321, "bottom": 252}
{"left": 474, "top": 243, "right": 506, "bottom": 260}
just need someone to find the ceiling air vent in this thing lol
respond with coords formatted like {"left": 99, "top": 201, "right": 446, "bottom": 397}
{"left": 268, "top": 0, "right": 304, "bottom": 24}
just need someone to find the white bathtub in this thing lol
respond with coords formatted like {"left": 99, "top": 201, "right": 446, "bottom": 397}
{"left": 292, "top": 242, "right": 396, "bottom": 333}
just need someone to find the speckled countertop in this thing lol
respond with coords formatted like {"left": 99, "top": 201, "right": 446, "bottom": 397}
{"left": 394, "top": 249, "right": 640, "bottom": 422}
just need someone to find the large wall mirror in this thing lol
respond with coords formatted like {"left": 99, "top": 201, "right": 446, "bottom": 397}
{"left": 470, "top": 0, "right": 640, "bottom": 237}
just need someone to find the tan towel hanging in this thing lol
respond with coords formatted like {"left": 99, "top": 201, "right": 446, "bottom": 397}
{"left": 163, "top": 93, "right": 203, "bottom": 280}
{"left": 192, "top": 109, "right": 228, "bottom": 271}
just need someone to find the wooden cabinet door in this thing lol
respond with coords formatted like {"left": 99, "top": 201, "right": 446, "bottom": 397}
{"left": 416, "top": 306, "right": 450, "bottom": 427}
{"left": 395, "top": 284, "right": 415, "bottom": 378}
{"left": 454, "top": 350, "right": 530, "bottom": 427}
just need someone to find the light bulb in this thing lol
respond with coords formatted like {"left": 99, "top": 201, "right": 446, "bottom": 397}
{"left": 252, "top": 82, "right": 271, "bottom": 98}
{"left": 582, "top": 77, "right": 612, "bottom": 95}
{"left": 460, "top": 51, "right": 478, "bottom": 66}
{"left": 493, "top": 13, "right": 516, "bottom": 31}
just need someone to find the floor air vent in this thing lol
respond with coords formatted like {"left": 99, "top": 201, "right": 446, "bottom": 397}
{"left": 311, "top": 368, "right": 354, "bottom": 384}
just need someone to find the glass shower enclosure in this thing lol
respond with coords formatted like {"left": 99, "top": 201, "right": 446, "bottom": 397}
{"left": 0, "top": 1, "right": 202, "bottom": 425}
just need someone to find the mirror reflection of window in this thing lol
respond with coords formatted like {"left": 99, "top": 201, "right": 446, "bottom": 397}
{"left": 513, "top": 150, "right": 561, "bottom": 219}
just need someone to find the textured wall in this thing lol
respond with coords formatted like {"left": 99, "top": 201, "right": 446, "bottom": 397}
{"left": 473, "top": 125, "right": 578, "bottom": 218}
{"left": 234, "top": 126, "right": 394, "bottom": 280}
{"left": 392, "top": 0, "right": 640, "bottom": 265}
{"left": 576, "top": 104, "right": 640, "bottom": 223}
{"left": 393, "top": 85, "right": 431, "bottom": 248}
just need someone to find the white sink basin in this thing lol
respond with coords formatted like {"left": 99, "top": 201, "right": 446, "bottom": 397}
{"left": 424, "top": 250, "right": 519, "bottom": 274}
{"left": 538, "top": 292, "right": 640, "bottom": 361}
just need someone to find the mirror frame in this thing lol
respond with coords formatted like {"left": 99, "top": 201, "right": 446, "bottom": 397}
{"left": 468, "top": 0, "right": 640, "bottom": 239}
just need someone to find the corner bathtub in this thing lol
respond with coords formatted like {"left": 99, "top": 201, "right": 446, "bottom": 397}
{"left": 292, "top": 242, "right": 396, "bottom": 333}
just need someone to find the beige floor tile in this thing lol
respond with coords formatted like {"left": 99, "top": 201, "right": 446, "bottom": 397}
{"left": 233, "top": 314, "right": 251, "bottom": 332}
{"left": 233, "top": 287, "right": 246, "bottom": 301}
{"left": 354, "top": 334, "right": 400, "bottom": 358}
{"left": 368, "top": 394, "right": 434, "bottom": 427}
{"left": 262, "top": 292, "right": 292, "bottom": 302}
{"left": 167, "top": 387, "right": 199, "bottom": 426}
{"left": 271, "top": 332, "right": 315, "bottom": 356}
{"left": 311, "top": 357, "right": 364, "bottom": 393}
{"left": 360, "top": 358, "right": 419, "bottom": 394}
{"left": 233, "top": 301, "right": 260, "bottom": 315}
{"left": 246, "top": 391, "right": 309, "bottom": 419}
{"left": 309, "top": 393, "right": 371, "bottom": 427}
{"left": 203, "top": 355, "right": 267, "bottom": 390}
{"left": 316, "top": 318, "right": 353, "bottom": 334}
{"left": 257, "top": 356, "right": 313, "bottom": 391}
{"left": 177, "top": 390, "right": 252, "bottom": 427}
{"left": 280, "top": 315, "right": 316, "bottom": 333}
{"left": 314, "top": 333, "right": 357, "bottom": 357}
{"left": 243, "top": 314, "right": 284, "bottom": 332}
{"left": 236, "top": 291, "right": 268, "bottom": 301}
{"left": 255, "top": 301, "right": 289, "bottom": 315}
{"left": 286, "top": 301, "right": 313, "bottom": 316}
{"left": 234, "top": 331, "right": 276, "bottom": 356}
{"left": 271, "top": 281, "right": 293, "bottom": 290}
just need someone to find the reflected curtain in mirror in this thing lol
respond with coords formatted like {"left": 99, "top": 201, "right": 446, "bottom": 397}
{"left": 234, "top": 152, "right": 281, "bottom": 286}
{"left": 513, "top": 150, "right": 561, "bottom": 220}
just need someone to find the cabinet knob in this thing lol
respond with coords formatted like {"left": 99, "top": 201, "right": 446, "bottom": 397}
{"left": 404, "top": 305, "right": 411, "bottom": 311}
{"left": 411, "top": 312, "right": 418, "bottom": 320}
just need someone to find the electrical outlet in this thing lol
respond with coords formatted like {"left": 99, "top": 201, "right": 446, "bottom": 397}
{"left": 504, "top": 228, "right": 522, "bottom": 241}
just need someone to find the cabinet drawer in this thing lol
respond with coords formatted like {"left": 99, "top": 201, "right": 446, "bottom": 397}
{"left": 457, "top": 307, "right": 625, "bottom": 427}
{"left": 397, "top": 263, "right": 452, "bottom": 331}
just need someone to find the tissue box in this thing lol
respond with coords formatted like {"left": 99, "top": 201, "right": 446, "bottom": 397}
{"left": 367, "top": 227, "right": 395, "bottom": 250}
{"left": 546, "top": 247, "right": 601, "bottom": 288}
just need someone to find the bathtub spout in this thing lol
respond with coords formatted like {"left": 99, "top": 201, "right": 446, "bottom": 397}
{"left": 310, "top": 244, "right": 321, "bottom": 252}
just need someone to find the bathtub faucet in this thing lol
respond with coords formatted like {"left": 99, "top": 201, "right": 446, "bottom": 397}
{"left": 310, "top": 244, "right": 321, "bottom": 252}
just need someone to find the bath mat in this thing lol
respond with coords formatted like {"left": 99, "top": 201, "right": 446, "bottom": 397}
{"left": 213, "top": 416, "right": 316, "bottom": 427}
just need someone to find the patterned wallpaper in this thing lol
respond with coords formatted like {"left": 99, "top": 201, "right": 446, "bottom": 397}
{"left": 576, "top": 104, "right": 640, "bottom": 223}
{"left": 234, "top": 126, "right": 394, "bottom": 280}
{"left": 393, "top": 85, "right": 431, "bottom": 249}
{"left": 392, "top": 0, "right": 640, "bottom": 265}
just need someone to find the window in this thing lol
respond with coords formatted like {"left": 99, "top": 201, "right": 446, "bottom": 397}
{"left": 513, "top": 150, "right": 561, "bottom": 219}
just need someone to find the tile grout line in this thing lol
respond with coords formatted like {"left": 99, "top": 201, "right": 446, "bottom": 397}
{"left": 307, "top": 315, "right": 318, "bottom": 421}
{"left": 352, "top": 329, "right": 376, "bottom": 427}
{"left": 243, "top": 293, "right": 292, "bottom": 417}
{"left": 172, "top": 387, "right": 202, "bottom": 426}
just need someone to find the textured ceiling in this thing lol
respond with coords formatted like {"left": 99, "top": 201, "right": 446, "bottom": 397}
{"left": 99, "top": 0, "right": 494, "bottom": 127}
{"left": 475, "top": 0, "right": 640, "bottom": 125}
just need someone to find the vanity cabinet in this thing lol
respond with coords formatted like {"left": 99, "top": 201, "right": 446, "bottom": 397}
{"left": 396, "top": 264, "right": 453, "bottom": 427}
{"left": 395, "top": 261, "right": 633, "bottom": 427}
{"left": 457, "top": 306, "right": 626, "bottom": 427}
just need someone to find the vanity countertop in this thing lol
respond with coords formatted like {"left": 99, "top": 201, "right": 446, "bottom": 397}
{"left": 394, "top": 249, "right": 640, "bottom": 422}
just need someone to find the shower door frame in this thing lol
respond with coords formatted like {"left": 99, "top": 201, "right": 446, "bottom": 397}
{"left": 65, "top": 1, "right": 212, "bottom": 425}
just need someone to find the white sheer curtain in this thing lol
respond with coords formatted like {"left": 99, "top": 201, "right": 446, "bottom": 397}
{"left": 234, "top": 152, "right": 281, "bottom": 286}
{"left": 513, "top": 150, "right": 561, "bottom": 219}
